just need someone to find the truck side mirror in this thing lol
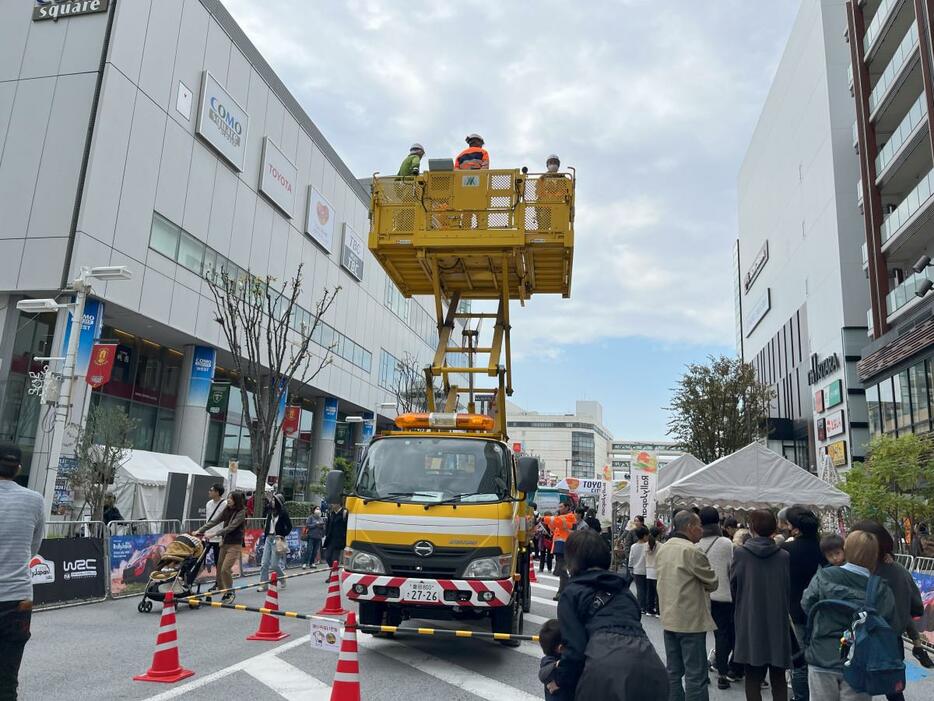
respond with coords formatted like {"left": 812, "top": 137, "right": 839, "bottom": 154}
{"left": 517, "top": 457, "right": 539, "bottom": 494}
{"left": 325, "top": 469, "right": 345, "bottom": 504}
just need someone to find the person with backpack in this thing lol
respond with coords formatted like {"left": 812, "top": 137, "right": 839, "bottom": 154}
{"left": 801, "top": 530, "right": 900, "bottom": 701}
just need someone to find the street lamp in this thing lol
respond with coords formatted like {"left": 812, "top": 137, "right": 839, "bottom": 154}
{"left": 16, "top": 265, "right": 132, "bottom": 512}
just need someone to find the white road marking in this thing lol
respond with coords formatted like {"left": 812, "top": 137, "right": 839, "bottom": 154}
{"left": 536, "top": 572, "right": 560, "bottom": 583}
{"left": 360, "top": 635, "right": 541, "bottom": 701}
{"left": 532, "top": 595, "right": 558, "bottom": 607}
{"left": 524, "top": 613, "right": 551, "bottom": 626}
{"left": 140, "top": 635, "right": 313, "bottom": 701}
{"left": 242, "top": 654, "right": 330, "bottom": 698}
{"left": 531, "top": 581, "right": 559, "bottom": 592}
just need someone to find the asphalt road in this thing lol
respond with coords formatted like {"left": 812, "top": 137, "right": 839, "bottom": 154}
{"left": 21, "top": 568, "right": 934, "bottom": 700}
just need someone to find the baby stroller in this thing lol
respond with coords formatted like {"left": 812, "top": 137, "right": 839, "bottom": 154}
{"left": 137, "top": 534, "right": 208, "bottom": 613}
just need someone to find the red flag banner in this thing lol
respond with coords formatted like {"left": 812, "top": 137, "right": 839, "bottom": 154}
{"left": 282, "top": 405, "right": 301, "bottom": 435}
{"left": 86, "top": 343, "right": 117, "bottom": 388}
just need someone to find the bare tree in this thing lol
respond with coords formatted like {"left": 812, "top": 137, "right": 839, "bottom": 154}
{"left": 207, "top": 263, "right": 339, "bottom": 509}
{"left": 390, "top": 352, "right": 448, "bottom": 413}
{"left": 68, "top": 403, "right": 136, "bottom": 521}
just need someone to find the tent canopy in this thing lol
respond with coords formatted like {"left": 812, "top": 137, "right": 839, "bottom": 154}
{"left": 657, "top": 454, "right": 705, "bottom": 490}
{"left": 204, "top": 466, "right": 272, "bottom": 493}
{"left": 113, "top": 450, "right": 212, "bottom": 521}
{"left": 655, "top": 442, "right": 850, "bottom": 512}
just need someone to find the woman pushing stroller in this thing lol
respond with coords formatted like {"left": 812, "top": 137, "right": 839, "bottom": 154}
{"left": 195, "top": 491, "right": 247, "bottom": 603}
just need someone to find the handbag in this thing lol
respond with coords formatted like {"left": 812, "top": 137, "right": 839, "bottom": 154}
{"left": 274, "top": 535, "right": 289, "bottom": 555}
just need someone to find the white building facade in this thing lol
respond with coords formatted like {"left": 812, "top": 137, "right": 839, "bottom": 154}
{"left": 736, "top": 0, "right": 871, "bottom": 471}
{"left": 0, "top": 0, "right": 440, "bottom": 503}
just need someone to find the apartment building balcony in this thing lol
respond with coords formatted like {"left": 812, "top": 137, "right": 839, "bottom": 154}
{"left": 875, "top": 91, "right": 930, "bottom": 189}
{"left": 880, "top": 167, "right": 934, "bottom": 272}
{"left": 868, "top": 24, "right": 921, "bottom": 132}
{"left": 886, "top": 266, "right": 934, "bottom": 320}
{"left": 863, "top": 0, "right": 910, "bottom": 63}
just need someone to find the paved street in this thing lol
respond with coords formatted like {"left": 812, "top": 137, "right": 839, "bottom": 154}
{"left": 21, "top": 569, "right": 933, "bottom": 700}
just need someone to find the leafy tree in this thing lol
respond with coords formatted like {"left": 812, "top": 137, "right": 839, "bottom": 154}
{"left": 842, "top": 433, "right": 934, "bottom": 541}
{"left": 207, "top": 263, "right": 338, "bottom": 516}
{"left": 320, "top": 456, "right": 356, "bottom": 496}
{"left": 666, "top": 355, "right": 773, "bottom": 464}
{"left": 68, "top": 404, "right": 137, "bottom": 521}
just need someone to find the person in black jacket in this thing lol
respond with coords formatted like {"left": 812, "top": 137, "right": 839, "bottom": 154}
{"left": 323, "top": 500, "right": 348, "bottom": 571}
{"left": 781, "top": 505, "right": 824, "bottom": 701}
{"left": 553, "top": 529, "right": 668, "bottom": 700}
{"left": 257, "top": 493, "right": 292, "bottom": 591}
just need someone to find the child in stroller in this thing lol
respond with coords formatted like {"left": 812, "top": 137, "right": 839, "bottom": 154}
{"left": 137, "top": 534, "right": 207, "bottom": 613}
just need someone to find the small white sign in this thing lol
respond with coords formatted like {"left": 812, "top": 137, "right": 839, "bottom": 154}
{"left": 341, "top": 223, "right": 365, "bottom": 281}
{"left": 305, "top": 187, "right": 335, "bottom": 253}
{"left": 259, "top": 138, "right": 297, "bottom": 218}
{"left": 825, "top": 409, "right": 846, "bottom": 438}
{"left": 310, "top": 620, "right": 342, "bottom": 652}
{"left": 176, "top": 81, "right": 192, "bottom": 121}
{"left": 196, "top": 70, "right": 249, "bottom": 172}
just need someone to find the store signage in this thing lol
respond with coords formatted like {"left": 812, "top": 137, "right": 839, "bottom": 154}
{"left": 825, "top": 409, "right": 845, "bottom": 438}
{"left": 817, "top": 418, "right": 826, "bottom": 441}
{"left": 206, "top": 382, "right": 230, "bottom": 416}
{"left": 744, "top": 288, "right": 771, "bottom": 337}
{"left": 196, "top": 71, "right": 249, "bottom": 172}
{"left": 341, "top": 223, "right": 365, "bottom": 281}
{"left": 826, "top": 440, "right": 847, "bottom": 467}
{"left": 814, "top": 389, "right": 825, "bottom": 414}
{"left": 305, "top": 187, "right": 335, "bottom": 252}
{"left": 825, "top": 379, "right": 843, "bottom": 408}
{"left": 259, "top": 138, "right": 296, "bottom": 217}
{"left": 807, "top": 352, "right": 839, "bottom": 385}
{"left": 743, "top": 240, "right": 769, "bottom": 293}
{"left": 187, "top": 346, "right": 216, "bottom": 407}
{"left": 282, "top": 406, "right": 301, "bottom": 436}
{"left": 86, "top": 343, "right": 117, "bottom": 388}
{"left": 33, "top": 0, "right": 109, "bottom": 21}
{"left": 31, "top": 537, "right": 105, "bottom": 606}
{"left": 513, "top": 442, "right": 523, "bottom": 454}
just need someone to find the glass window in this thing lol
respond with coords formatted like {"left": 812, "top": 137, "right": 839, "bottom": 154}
{"left": 202, "top": 249, "right": 217, "bottom": 283}
{"left": 894, "top": 370, "right": 912, "bottom": 432}
{"left": 879, "top": 377, "right": 896, "bottom": 434}
{"left": 866, "top": 384, "right": 881, "bottom": 437}
{"left": 354, "top": 343, "right": 366, "bottom": 368}
{"left": 909, "top": 362, "right": 930, "bottom": 431}
{"left": 150, "top": 214, "right": 180, "bottom": 260}
{"left": 177, "top": 230, "right": 204, "bottom": 273}
{"left": 153, "top": 409, "right": 175, "bottom": 453}
{"left": 129, "top": 402, "right": 157, "bottom": 450}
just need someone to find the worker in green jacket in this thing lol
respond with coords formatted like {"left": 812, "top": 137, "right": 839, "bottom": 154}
{"left": 397, "top": 143, "right": 425, "bottom": 176}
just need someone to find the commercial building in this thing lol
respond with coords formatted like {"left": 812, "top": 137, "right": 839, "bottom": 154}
{"left": 0, "top": 0, "right": 442, "bottom": 504}
{"left": 736, "top": 0, "right": 870, "bottom": 471}
{"left": 846, "top": 0, "right": 934, "bottom": 442}
{"left": 505, "top": 401, "right": 612, "bottom": 480}
{"left": 610, "top": 440, "right": 684, "bottom": 480}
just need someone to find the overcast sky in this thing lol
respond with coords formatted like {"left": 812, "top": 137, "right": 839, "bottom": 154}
{"left": 225, "top": 0, "right": 802, "bottom": 439}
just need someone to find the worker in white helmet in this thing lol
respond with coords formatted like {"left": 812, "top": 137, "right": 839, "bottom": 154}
{"left": 455, "top": 134, "right": 490, "bottom": 170}
{"left": 397, "top": 143, "right": 425, "bottom": 177}
{"left": 534, "top": 154, "right": 567, "bottom": 232}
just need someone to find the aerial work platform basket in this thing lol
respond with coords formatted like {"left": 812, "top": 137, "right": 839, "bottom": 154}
{"left": 368, "top": 168, "right": 575, "bottom": 439}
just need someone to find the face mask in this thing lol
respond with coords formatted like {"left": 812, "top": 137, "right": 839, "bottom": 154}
{"left": 546, "top": 162, "right": 559, "bottom": 173}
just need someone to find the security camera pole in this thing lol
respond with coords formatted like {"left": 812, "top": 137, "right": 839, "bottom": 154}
{"left": 17, "top": 266, "right": 132, "bottom": 512}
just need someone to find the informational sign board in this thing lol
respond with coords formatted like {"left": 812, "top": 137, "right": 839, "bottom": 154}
{"left": 196, "top": 71, "right": 249, "bottom": 171}
{"left": 826, "top": 440, "right": 847, "bottom": 467}
{"left": 341, "top": 224, "right": 365, "bottom": 281}
{"left": 311, "top": 619, "right": 342, "bottom": 652}
{"left": 825, "top": 410, "right": 845, "bottom": 438}
{"left": 825, "top": 379, "right": 843, "bottom": 409}
{"left": 187, "top": 474, "right": 220, "bottom": 520}
{"left": 305, "top": 188, "right": 335, "bottom": 252}
{"left": 31, "top": 537, "right": 106, "bottom": 606}
{"left": 259, "top": 138, "right": 297, "bottom": 217}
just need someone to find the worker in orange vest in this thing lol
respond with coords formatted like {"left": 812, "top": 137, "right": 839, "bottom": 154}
{"left": 455, "top": 133, "right": 490, "bottom": 170}
{"left": 541, "top": 501, "right": 578, "bottom": 600}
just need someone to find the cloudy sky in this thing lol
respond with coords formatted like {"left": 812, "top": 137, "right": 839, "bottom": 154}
{"left": 225, "top": 0, "right": 802, "bottom": 439}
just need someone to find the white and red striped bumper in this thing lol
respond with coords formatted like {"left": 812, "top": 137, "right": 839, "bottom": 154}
{"left": 340, "top": 570, "right": 514, "bottom": 608}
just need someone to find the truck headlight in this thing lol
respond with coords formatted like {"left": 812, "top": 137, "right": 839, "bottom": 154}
{"left": 463, "top": 554, "right": 512, "bottom": 579}
{"left": 343, "top": 548, "right": 386, "bottom": 574}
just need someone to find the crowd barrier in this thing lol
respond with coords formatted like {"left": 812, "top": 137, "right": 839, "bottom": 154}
{"left": 107, "top": 520, "right": 183, "bottom": 600}
{"left": 33, "top": 520, "right": 108, "bottom": 608}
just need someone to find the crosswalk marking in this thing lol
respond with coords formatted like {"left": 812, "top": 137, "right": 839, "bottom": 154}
{"left": 360, "top": 634, "right": 542, "bottom": 700}
{"left": 532, "top": 595, "right": 558, "bottom": 607}
{"left": 242, "top": 654, "right": 330, "bottom": 698}
{"left": 531, "top": 581, "right": 559, "bottom": 592}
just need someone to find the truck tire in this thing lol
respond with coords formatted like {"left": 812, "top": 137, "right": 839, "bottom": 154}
{"left": 491, "top": 595, "right": 523, "bottom": 647}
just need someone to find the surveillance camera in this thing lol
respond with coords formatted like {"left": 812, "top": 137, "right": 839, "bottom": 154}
{"left": 913, "top": 255, "right": 931, "bottom": 275}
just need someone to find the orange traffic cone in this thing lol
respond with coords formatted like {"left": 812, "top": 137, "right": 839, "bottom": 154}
{"left": 134, "top": 591, "right": 195, "bottom": 684}
{"left": 317, "top": 561, "right": 349, "bottom": 616}
{"left": 247, "top": 572, "right": 289, "bottom": 641}
{"left": 329, "top": 611, "right": 361, "bottom": 701}
{"left": 528, "top": 556, "right": 538, "bottom": 583}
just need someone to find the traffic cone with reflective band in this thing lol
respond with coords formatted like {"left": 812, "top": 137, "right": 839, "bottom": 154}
{"left": 528, "top": 556, "right": 538, "bottom": 583}
{"left": 329, "top": 612, "right": 360, "bottom": 701}
{"left": 247, "top": 572, "right": 289, "bottom": 641}
{"left": 133, "top": 591, "right": 194, "bottom": 684}
{"left": 317, "top": 561, "right": 349, "bottom": 616}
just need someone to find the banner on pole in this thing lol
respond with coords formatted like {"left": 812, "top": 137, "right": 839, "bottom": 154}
{"left": 206, "top": 382, "right": 230, "bottom": 416}
{"left": 629, "top": 450, "right": 658, "bottom": 524}
{"left": 282, "top": 406, "right": 301, "bottom": 436}
{"left": 86, "top": 343, "right": 117, "bottom": 388}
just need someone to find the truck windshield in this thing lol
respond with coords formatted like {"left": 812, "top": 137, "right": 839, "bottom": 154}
{"left": 356, "top": 438, "right": 511, "bottom": 504}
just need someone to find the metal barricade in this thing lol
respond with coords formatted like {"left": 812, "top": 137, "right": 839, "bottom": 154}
{"left": 35, "top": 520, "right": 108, "bottom": 609}
{"left": 894, "top": 553, "right": 915, "bottom": 572}
{"left": 107, "top": 520, "right": 183, "bottom": 599}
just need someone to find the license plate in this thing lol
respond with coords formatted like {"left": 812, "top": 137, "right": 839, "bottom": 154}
{"left": 399, "top": 580, "right": 442, "bottom": 602}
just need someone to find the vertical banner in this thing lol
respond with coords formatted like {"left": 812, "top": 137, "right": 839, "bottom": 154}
{"left": 61, "top": 298, "right": 104, "bottom": 375}
{"left": 629, "top": 450, "right": 658, "bottom": 524}
{"left": 206, "top": 382, "right": 230, "bottom": 416}
{"left": 86, "top": 343, "right": 117, "bottom": 388}
{"left": 361, "top": 410, "right": 375, "bottom": 443}
{"left": 597, "top": 480, "right": 612, "bottom": 524}
{"left": 187, "top": 346, "right": 216, "bottom": 407}
{"left": 322, "top": 398, "right": 338, "bottom": 440}
{"left": 283, "top": 406, "right": 301, "bottom": 436}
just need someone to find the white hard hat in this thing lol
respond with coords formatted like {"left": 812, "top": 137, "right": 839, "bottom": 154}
{"left": 546, "top": 154, "right": 560, "bottom": 164}
{"left": 466, "top": 133, "right": 485, "bottom": 145}
{"left": 410, "top": 143, "right": 425, "bottom": 153}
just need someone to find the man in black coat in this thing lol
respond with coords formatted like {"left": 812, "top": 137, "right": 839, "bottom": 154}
{"left": 782, "top": 506, "right": 824, "bottom": 701}
{"left": 322, "top": 501, "right": 348, "bottom": 570}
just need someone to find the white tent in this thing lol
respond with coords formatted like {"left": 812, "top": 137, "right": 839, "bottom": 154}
{"left": 613, "top": 453, "right": 704, "bottom": 504}
{"left": 655, "top": 442, "right": 851, "bottom": 512}
{"left": 112, "top": 450, "right": 212, "bottom": 521}
{"left": 204, "top": 466, "right": 272, "bottom": 494}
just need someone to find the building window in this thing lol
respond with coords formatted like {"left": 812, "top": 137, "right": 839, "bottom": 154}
{"left": 379, "top": 349, "right": 402, "bottom": 390}
{"left": 894, "top": 370, "right": 912, "bottom": 434}
{"left": 909, "top": 362, "right": 930, "bottom": 433}
{"left": 879, "top": 377, "right": 896, "bottom": 434}
{"left": 866, "top": 384, "right": 881, "bottom": 437}
{"left": 384, "top": 278, "right": 409, "bottom": 322}
{"left": 571, "top": 431, "right": 595, "bottom": 478}
{"left": 150, "top": 213, "right": 180, "bottom": 260}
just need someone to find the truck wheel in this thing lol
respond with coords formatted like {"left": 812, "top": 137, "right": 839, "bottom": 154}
{"left": 491, "top": 596, "right": 523, "bottom": 647}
